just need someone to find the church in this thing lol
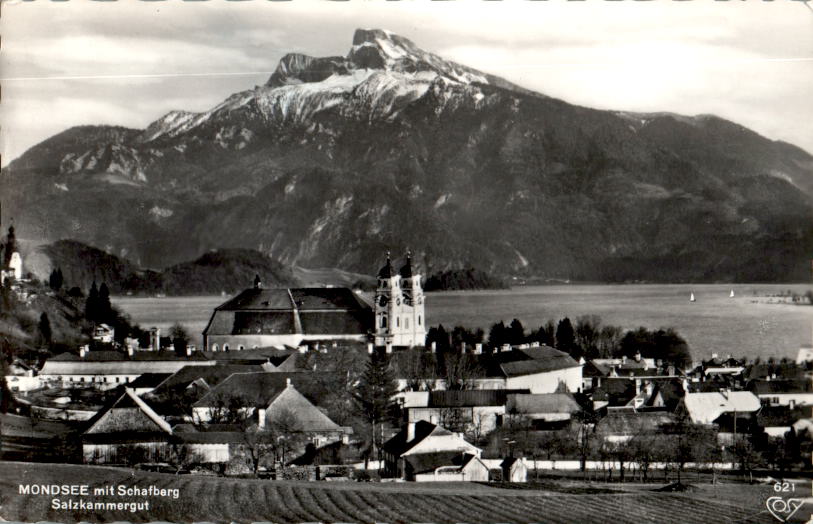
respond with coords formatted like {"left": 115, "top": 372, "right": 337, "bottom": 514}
{"left": 201, "top": 253, "right": 426, "bottom": 350}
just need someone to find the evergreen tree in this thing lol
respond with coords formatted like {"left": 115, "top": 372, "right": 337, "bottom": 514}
{"left": 556, "top": 317, "right": 577, "bottom": 357}
{"left": 3, "top": 226, "right": 16, "bottom": 267}
{"left": 49, "top": 268, "right": 64, "bottom": 291}
{"left": 85, "top": 281, "right": 99, "bottom": 322}
{"left": 508, "top": 318, "right": 526, "bottom": 345}
{"left": 354, "top": 350, "right": 399, "bottom": 462}
{"left": 98, "top": 282, "right": 112, "bottom": 323}
{"left": 488, "top": 321, "right": 507, "bottom": 349}
{"left": 38, "top": 312, "right": 52, "bottom": 348}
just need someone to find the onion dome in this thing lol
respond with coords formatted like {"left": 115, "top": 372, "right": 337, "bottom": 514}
{"left": 399, "top": 251, "right": 413, "bottom": 278}
{"left": 377, "top": 251, "right": 394, "bottom": 278}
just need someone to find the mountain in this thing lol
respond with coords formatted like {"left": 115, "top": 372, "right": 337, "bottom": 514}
{"left": 3, "top": 28, "right": 813, "bottom": 282}
{"left": 37, "top": 241, "right": 298, "bottom": 295}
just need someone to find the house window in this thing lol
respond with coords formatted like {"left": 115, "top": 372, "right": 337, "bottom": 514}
{"left": 381, "top": 316, "right": 387, "bottom": 328}
{"left": 223, "top": 344, "right": 230, "bottom": 351}
{"left": 418, "top": 315, "right": 422, "bottom": 326}
{"left": 80, "top": 377, "right": 84, "bottom": 382}
{"left": 405, "top": 317, "right": 409, "bottom": 329}
{"left": 238, "top": 345, "right": 245, "bottom": 350}
{"left": 115, "top": 377, "right": 119, "bottom": 383}
{"left": 212, "top": 344, "right": 219, "bottom": 352}
{"left": 396, "top": 317, "right": 400, "bottom": 328}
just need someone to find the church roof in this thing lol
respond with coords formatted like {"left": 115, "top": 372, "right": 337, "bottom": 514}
{"left": 203, "top": 287, "right": 372, "bottom": 337}
{"left": 215, "top": 287, "right": 371, "bottom": 312}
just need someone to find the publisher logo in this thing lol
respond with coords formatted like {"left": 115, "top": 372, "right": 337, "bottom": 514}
{"left": 766, "top": 496, "right": 805, "bottom": 522}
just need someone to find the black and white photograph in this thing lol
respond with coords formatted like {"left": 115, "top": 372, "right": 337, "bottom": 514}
{"left": 1, "top": 1, "right": 812, "bottom": 522}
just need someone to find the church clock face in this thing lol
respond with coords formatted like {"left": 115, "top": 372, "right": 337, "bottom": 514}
{"left": 396, "top": 298, "right": 401, "bottom": 306}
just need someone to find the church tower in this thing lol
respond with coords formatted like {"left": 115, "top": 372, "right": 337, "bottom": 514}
{"left": 374, "top": 252, "right": 425, "bottom": 347}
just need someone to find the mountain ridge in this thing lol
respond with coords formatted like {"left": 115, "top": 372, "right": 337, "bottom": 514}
{"left": 3, "top": 28, "right": 812, "bottom": 282}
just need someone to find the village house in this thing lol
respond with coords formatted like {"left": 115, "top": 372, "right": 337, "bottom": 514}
{"left": 382, "top": 420, "right": 483, "bottom": 481}
{"left": 406, "top": 389, "right": 529, "bottom": 433}
{"left": 92, "top": 323, "right": 115, "bottom": 344}
{"left": 82, "top": 388, "right": 176, "bottom": 464}
{"left": 391, "top": 343, "right": 583, "bottom": 394}
{"left": 678, "top": 390, "right": 761, "bottom": 425}
{"left": 750, "top": 378, "right": 813, "bottom": 408}
{"left": 39, "top": 349, "right": 215, "bottom": 389}
{"left": 595, "top": 411, "right": 676, "bottom": 443}
{"left": 191, "top": 372, "right": 352, "bottom": 448}
{"left": 505, "top": 392, "right": 583, "bottom": 429}
{"left": 500, "top": 456, "right": 528, "bottom": 482}
{"left": 402, "top": 451, "right": 489, "bottom": 482}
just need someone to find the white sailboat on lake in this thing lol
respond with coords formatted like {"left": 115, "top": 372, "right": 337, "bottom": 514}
{"left": 690, "top": 292, "right": 696, "bottom": 302}
{"left": 729, "top": 289, "right": 735, "bottom": 298}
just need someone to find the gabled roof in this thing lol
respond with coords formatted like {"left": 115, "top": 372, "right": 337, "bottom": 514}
{"left": 128, "top": 373, "right": 173, "bottom": 389}
{"left": 751, "top": 379, "right": 813, "bottom": 395}
{"left": 682, "top": 391, "right": 761, "bottom": 424}
{"left": 596, "top": 411, "right": 676, "bottom": 435}
{"left": 506, "top": 393, "right": 581, "bottom": 415}
{"left": 266, "top": 383, "right": 342, "bottom": 433}
{"left": 192, "top": 372, "right": 334, "bottom": 408}
{"left": 404, "top": 451, "right": 482, "bottom": 475}
{"left": 149, "top": 364, "right": 263, "bottom": 396}
{"left": 50, "top": 350, "right": 208, "bottom": 362}
{"left": 496, "top": 346, "right": 580, "bottom": 376}
{"left": 428, "top": 389, "right": 529, "bottom": 408}
{"left": 382, "top": 420, "right": 480, "bottom": 458}
{"left": 85, "top": 388, "right": 172, "bottom": 435}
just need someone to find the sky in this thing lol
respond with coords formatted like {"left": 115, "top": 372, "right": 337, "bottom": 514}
{"left": 2, "top": 0, "right": 813, "bottom": 166}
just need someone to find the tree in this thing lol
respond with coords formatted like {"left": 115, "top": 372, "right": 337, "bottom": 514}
{"left": 507, "top": 319, "right": 526, "bottom": 345}
{"left": 38, "top": 312, "right": 52, "bottom": 348}
{"left": 597, "top": 325, "right": 623, "bottom": 359}
{"left": 441, "top": 352, "right": 478, "bottom": 391}
{"left": 575, "top": 315, "right": 602, "bottom": 360}
{"left": 98, "top": 283, "right": 113, "bottom": 323}
{"left": 556, "top": 317, "right": 578, "bottom": 358}
{"left": 353, "top": 350, "right": 399, "bottom": 463}
{"left": 488, "top": 321, "right": 508, "bottom": 349}
{"left": 169, "top": 322, "right": 190, "bottom": 355}
{"left": 85, "top": 281, "right": 99, "bottom": 322}
{"left": 529, "top": 320, "right": 556, "bottom": 347}
{"left": 49, "top": 268, "right": 64, "bottom": 291}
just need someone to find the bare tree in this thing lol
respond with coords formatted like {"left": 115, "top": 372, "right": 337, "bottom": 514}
{"left": 442, "top": 353, "right": 478, "bottom": 391}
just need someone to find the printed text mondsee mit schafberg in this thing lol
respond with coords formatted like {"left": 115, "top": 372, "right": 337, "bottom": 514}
{"left": 19, "top": 484, "right": 181, "bottom": 498}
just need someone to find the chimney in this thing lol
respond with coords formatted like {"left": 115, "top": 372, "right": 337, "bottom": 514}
{"left": 186, "top": 345, "right": 191, "bottom": 357}
{"left": 460, "top": 342, "right": 466, "bottom": 354}
{"left": 79, "top": 345, "right": 87, "bottom": 358}
{"left": 430, "top": 342, "right": 437, "bottom": 354}
{"left": 257, "top": 408, "right": 266, "bottom": 429}
{"left": 474, "top": 343, "right": 483, "bottom": 355}
{"left": 286, "top": 377, "right": 292, "bottom": 388}
{"left": 367, "top": 343, "right": 374, "bottom": 354}
{"left": 621, "top": 355, "right": 627, "bottom": 365}
{"left": 253, "top": 274, "right": 262, "bottom": 289}
{"left": 386, "top": 342, "right": 393, "bottom": 354}
{"left": 407, "top": 422, "right": 416, "bottom": 442}
{"left": 634, "top": 351, "right": 641, "bottom": 362}
{"left": 127, "top": 345, "right": 134, "bottom": 357}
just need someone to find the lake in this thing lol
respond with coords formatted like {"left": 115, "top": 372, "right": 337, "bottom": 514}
{"left": 113, "top": 283, "right": 813, "bottom": 362}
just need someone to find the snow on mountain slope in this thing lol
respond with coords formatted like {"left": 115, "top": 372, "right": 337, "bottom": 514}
{"left": 141, "top": 29, "right": 496, "bottom": 143}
